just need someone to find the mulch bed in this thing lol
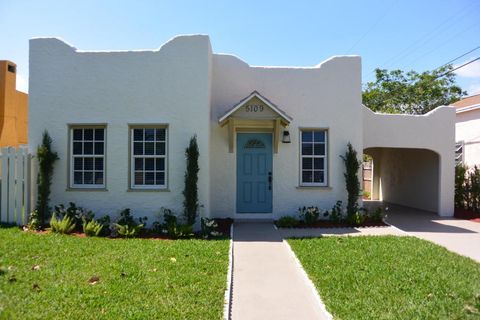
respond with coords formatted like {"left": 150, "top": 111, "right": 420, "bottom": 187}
{"left": 277, "top": 218, "right": 387, "bottom": 229}
{"left": 454, "top": 208, "right": 480, "bottom": 223}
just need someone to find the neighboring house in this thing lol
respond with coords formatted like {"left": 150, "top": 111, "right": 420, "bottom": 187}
{"left": 453, "top": 94, "right": 480, "bottom": 167}
{"left": 28, "top": 35, "right": 455, "bottom": 221}
{"left": 0, "top": 61, "right": 28, "bottom": 147}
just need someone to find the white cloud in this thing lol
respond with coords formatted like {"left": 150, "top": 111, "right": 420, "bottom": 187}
{"left": 16, "top": 73, "right": 28, "bottom": 93}
{"left": 454, "top": 58, "right": 480, "bottom": 78}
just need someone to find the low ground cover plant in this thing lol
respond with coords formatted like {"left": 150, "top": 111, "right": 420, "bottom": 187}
{"left": 289, "top": 236, "right": 480, "bottom": 319}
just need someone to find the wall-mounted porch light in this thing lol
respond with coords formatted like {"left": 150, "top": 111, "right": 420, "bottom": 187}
{"left": 282, "top": 130, "right": 291, "bottom": 143}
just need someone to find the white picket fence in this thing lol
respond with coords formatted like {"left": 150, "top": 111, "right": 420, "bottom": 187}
{"left": 0, "top": 147, "right": 32, "bottom": 225}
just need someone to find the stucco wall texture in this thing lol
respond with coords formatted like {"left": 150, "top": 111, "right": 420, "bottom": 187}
{"left": 456, "top": 110, "right": 480, "bottom": 167}
{"left": 0, "top": 61, "right": 28, "bottom": 147}
{"left": 29, "top": 35, "right": 455, "bottom": 220}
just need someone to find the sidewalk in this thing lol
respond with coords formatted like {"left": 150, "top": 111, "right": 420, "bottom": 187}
{"left": 231, "top": 222, "right": 329, "bottom": 320}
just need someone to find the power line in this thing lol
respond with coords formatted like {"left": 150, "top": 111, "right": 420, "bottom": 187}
{"left": 435, "top": 56, "right": 480, "bottom": 79}
{"left": 435, "top": 45, "right": 480, "bottom": 70}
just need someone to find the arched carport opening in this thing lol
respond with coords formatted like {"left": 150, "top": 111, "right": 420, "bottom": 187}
{"left": 364, "top": 147, "right": 440, "bottom": 213}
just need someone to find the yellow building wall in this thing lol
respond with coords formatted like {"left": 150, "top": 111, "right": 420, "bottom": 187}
{"left": 0, "top": 61, "right": 28, "bottom": 147}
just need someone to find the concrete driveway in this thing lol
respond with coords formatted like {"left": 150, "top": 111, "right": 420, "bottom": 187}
{"left": 385, "top": 204, "right": 480, "bottom": 262}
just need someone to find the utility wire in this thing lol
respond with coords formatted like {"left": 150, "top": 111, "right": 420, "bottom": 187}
{"left": 435, "top": 45, "right": 480, "bottom": 70}
{"left": 435, "top": 56, "right": 480, "bottom": 79}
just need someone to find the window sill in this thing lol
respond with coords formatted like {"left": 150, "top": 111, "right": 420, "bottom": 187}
{"left": 127, "top": 188, "right": 170, "bottom": 192}
{"left": 296, "top": 185, "right": 332, "bottom": 190}
{"left": 66, "top": 187, "right": 108, "bottom": 192}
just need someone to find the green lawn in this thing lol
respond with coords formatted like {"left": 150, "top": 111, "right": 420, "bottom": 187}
{"left": 0, "top": 227, "right": 229, "bottom": 320}
{"left": 289, "top": 236, "right": 480, "bottom": 320}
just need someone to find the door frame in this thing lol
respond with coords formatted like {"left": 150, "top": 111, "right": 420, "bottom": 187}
{"left": 234, "top": 130, "right": 274, "bottom": 219}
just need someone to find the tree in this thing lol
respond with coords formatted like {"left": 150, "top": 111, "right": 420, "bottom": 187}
{"left": 183, "top": 135, "right": 199, "bottom": 226}
{"left": 363, "top": 65, "right": 466, "bottom": 115}
{"left": 36, "top": 130, "right": 59, "bottom": 225}
{"left": 341, "top": 143, "right": 361, "bottom": 217}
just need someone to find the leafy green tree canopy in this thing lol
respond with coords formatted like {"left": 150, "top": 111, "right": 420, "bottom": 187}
{"left": 363, "top": 65, "right": 466, "bottom": 114}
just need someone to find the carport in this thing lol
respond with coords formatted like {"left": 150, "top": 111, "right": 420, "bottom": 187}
{"left": 362, "top": 106, "right": 455, "bottom": 216}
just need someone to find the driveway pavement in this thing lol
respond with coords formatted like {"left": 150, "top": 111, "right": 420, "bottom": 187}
{"left": 231, "top": 222, "right": 329, "bottom": 320}
{"left": 385, "top": 204, "right": 480, "bottom": 262}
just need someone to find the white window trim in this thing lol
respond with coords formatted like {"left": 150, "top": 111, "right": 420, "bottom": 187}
{"left": 129, "top": 126, "right": 168, "bottom": 190}
{"left": 69, "top": 126, "right": 106, "bottom": 189}
{"left": 300, "top": 129, "right": 328, "bottom": 187}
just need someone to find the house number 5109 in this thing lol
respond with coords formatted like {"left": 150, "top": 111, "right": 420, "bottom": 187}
{"left": 246, "top": 105, "right": 264, "bottom": 112}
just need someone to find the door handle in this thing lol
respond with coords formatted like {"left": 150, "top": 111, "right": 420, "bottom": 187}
{"left": 268, "top": 172, "right": 272, "bottom": 190}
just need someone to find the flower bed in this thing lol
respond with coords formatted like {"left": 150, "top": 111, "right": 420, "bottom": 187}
{"left": 275, "top": 218, "right": 387, "bottom": 229}
{"left": 454, "top": 207, "right": 480, "bottom": 222}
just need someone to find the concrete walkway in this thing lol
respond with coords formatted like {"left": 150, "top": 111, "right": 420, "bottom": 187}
{"left": 231, "top": 222, "right": 329, "bottom": 320}
{"left": 385, "top": 204, "right": 480, "bottom": 262}
{"left": 279, "top": 225, "right": 405, "bottom": 238}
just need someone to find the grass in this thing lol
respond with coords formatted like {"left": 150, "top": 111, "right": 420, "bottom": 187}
{"left": 0, "top": 227, "right": 230, "bottom": 320}
{"left": 289, "top": 236, "right": 480, "bottom": 320}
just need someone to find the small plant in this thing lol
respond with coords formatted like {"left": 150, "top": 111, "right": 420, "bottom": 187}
{"left": 329, "top": 200, "right": 344, "bottom": 223}
{"left": 298, "top": 206, "right": 320, "bottom": 225}
{"left": 53, "top": 202, "right": 94, "bottom": 229}
{"left": 26, "top": 210, "right": 41, "bottom": 231}
{"left": 200, "top": 217, "right": 222, "bottom": 238}
{"left": 82, "top": 218, "right": 104, "bottom": 237}
{"left": 369, "top": 207, "right": 386, "bottom": 221}
{"left": 96, "top": 215, "right": 111, "bottom": 236}
{"left": 341, "top": 143, "right": 361, "bottom": 218}
{"left": 50, "top": 214, "right": 76, "bottom": 234}
{"left": 363, "top": 191, "right": 371, "bottom": 199}
{"left": 114, "top": 209, "right": 146, "bottom": 238}
{"left": 183, "top": 135, "right": 200, "bottom": 226}
{"left": 347, "top": 210, "right": 366, "bottom": 226}
{"left": 276, "top": 216, "right": 299, "bottom": 228}
{"left": 36, "top": 130, "right": 59, "bottom": 225}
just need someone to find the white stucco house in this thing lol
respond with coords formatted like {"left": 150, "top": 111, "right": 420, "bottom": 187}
{"left": 453, "top": 94, "right": 480, "bottom": 167}
{"left": 28, "top": 35, "right": 455, "bottom": 221}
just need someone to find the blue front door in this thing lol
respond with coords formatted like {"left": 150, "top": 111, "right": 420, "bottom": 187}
{"left": 237, "top": 133, "right": 273, "bottom": 213}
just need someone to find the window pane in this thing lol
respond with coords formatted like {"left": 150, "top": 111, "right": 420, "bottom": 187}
{"left": 134, "top": 171, "right": 143, "bottom": 185}
{"left": 145, "top": 172, "right": 154, "bottom": 185}
{"left": 314, "top": 158, "right": 324, "bottom": 170}
{"left": 134, "top": 158, "right": 143, "bottom": 170}
{"left": 134, "top": 142, "right": 143, "bottom": 155}
{"left": 156, "top": 129, "right": 166, "bottom": 141}
{"left": 73, "top": 129, "right": 82, "bottom": 141}
{"left": 145, "top": 129, "right": 155, "bottom": 141}
{"left": 84, "top": 171, "right": 94, "bottom": 184}
{"left": 314, "top": 171, "right": 324, "bottom": 183}
{"left": 145, "top": 142, "right": 154, "bottom": 155}
{"left": 74, "top": 171, "right": 83, "bottom": 184}
{"left": 84, "top": 142, "right": 93, "bottom": 155}
{"left": 156, "top": 158, "right": 165, "bottom": 171}
{"left": 73, "top": 142, "right": 82, "bottom": 155}
{"left": 302, "top": 170, "right": 313, "bottom": 183}
{"left": 84, "top": 158, "right": 94, "bottom": 170}
{"left": 74, "top": 158, "right": 83, "bottom": 170}
{"left": 302, "top": 158, "right": 312, "bottom": 170}
{"left": 94, "top": 129, "right": 104, "bottom": 141}
{"left": 314, "top": 131, "right": 325, "bottom": 143}
{"left": 302, "top": 143, "right": 313, "bottom": 155}
{"left": 95, "top": 172, "right": 103, "bottom": 184}
{"left": 156, "top": 172, "right": 165, "bottom": 185}
{"left": 145, "top": 158, "right": 154, "bottom": 170}
{"left": 94, "top": 142, "right": 104, "bottom": 155}
{"left": 95, "top": 158, "right": 104, "bottom": 171}
{"left": 314, "top": 144, "right": 325, "bottom": 155}
{"left": 156, "top": 142, "right": 165, "bottom": 155}
{"left": 133, "top": 129, "right": 143, "bottom": 141}
{"left": 302, "top": 131, "right": 313, "bottom": 142}
{"left": 84, "top": 129, "right": 94, "bottom": 141}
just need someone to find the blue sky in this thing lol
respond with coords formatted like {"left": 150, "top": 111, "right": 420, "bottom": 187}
{"left": 1, "top": 0, "right": 479, "bottom": 95}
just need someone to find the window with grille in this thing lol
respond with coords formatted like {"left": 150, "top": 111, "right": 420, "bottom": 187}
{"left": 131, "top": 127, "right": 167, "bottom": 189}
{"left": 300, "top": 130, "right": 328, "bottom": 186}
{"left": 70, "top": 127, "right": 105, "bottom": 188}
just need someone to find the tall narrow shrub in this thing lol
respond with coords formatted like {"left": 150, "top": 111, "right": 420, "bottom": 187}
{"left": 36, "top": 131, "right": 59, "bottom": 225}
{"left": 183, "top": 135, "right": 199, "bottom": 225}
{"left": 341, "top": 143, "right": 361, "bottom": 217}
{"left": 455, "top": 164, "right": 467, "bottom": 209}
